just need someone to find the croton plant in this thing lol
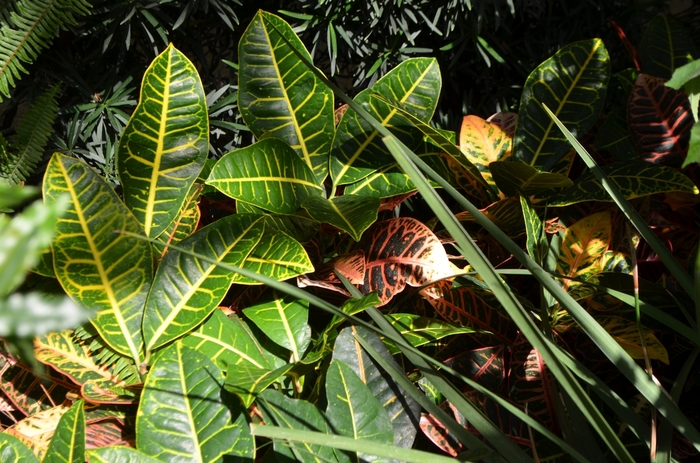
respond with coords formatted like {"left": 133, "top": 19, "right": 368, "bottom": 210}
{"left": 2, "top": 9, "right": 700, "bottom": 463}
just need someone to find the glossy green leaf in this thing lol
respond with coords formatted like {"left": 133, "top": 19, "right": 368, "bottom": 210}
{"left": 181, "top": 311, "right": 274, "bottom": 372}
{"left": 43, "top": 153, "right": 153, "bottom": 364}
{"left": 234, "top": 220, "right": 314, "bottom": 284}
{"left": 142, "top": 214, "right": 264, "bottom": 353}
{"left": 0, "top": 434, "right": 39, "bottom": 463}
{"left": 0, "top": 293, "right": 91, "bottom": 338}
{"left": 258, "top": 389, "right": 337, "bottom": 463}
{"left": 514, "top": 39, "right": 610, "bottom": 170}
{"left": 490, "top": 161, "right": 573, "bottom": 196}
{"left": 238, "top": 11, "right": 335, "bottom": 184}
{"left": 685, "top": 123, "right": 700, "bottom": 167}
{"left": 0, "top": 191, "right": 66, "bottom": 297}
{"left": 152, "top": 185, "right": 201, "bottom": 257}
{"left": 207, "top": 138, "right": 322, "bottom": 214}
{"left": 301, "top": 194, "right": 380, "bottom": 241}
{"left": 325, "top": 360, "right": 394, "bottom": 460}
{"left": 42, "top": 399, "right": 85, "bottom": 463}
{"left": 548, "top": 160, "right": 699, "bottom": 206}
{"left": 330, "top": 58, "right": 441, "bottom": 186}
{"left": 136, "top": 343, "right": 254, "bottom": 462}
{"left": 225, "top": 363, "right": 293, "bottom": 407}
{"left": 32, "top": 248, "right": 55, "bottom": 277}
{"left": 243, "top": 291, "right": 311, "bottom": 361}
{"left": 520, "top": 197, "right": 546, "bottom": 264}
{"left": 639, "top": 15, "right": 697, "bottom": 80}
{"left": 332, "top": 326, "right": 421, "bottom": 450}
{"left": 383, "top": 313, "right": 475, "bottom": 355}
{"left": 87, "top": 447, "right": 163, "bottom": 463}
{"left": 118, "top": 44, "right": 208, "bottom": 238}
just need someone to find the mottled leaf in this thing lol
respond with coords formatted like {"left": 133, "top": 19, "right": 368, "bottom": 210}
{"left": 556, "top": 212, "right": 611, "bottom": 291}
{"left": 43, "top": 399, "right": 85, "bottom": 463}
{"left": 597, "top": 315, "right": 669, "bottom": 364}
{"left": 459, "top": 115, "right": 512, "bottom": 189}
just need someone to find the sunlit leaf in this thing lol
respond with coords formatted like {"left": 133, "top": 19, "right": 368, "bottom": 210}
{"left": 87, "top": 447, "right": 162, "bottom": 463}
{"left": 383, "top": 313, "right": 476, "bottom": 354}
{"left": 459, "top": 115, "right": 512, "bottom": 189}
{"left": 4, "top": 404, "right": 69, "bottom": 458}
{"left": 43, "top": 399, "right": 85, "bottom": 463}
{"left": 301, "top": 195, "right": 380, "bottom": 242}
{"left": 225, "top": 363, "right": 293, "bottom": 408}
{"left": 556, "top": 212, "right": 611, "bottom": 291}
{"left": 0, "top": 433, "right": 39, "bottom": 463}
{"left": 118, "top": 44, "right": 208, "bottom": 238}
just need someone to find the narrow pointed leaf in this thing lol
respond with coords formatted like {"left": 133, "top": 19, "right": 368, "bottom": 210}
{"left": 42, "top": 399, "right": 85, "bottom": 463}
{"left": 639, "top": 15, "right": 697, "bottom": 80}
{"left": 332, "top": 326, "right": 421, "bottom": 450}
{"left": 490, "top": 161, "right": 573, "bottom": 196}
{"left": 325, "top": 360, "right": 394, "bottom": 459}
{"left": 207, "top": 138, "right": 322, "bottom": 214}
{"left": 118, "top": 44, "right": 208, "bottom": 238}
{"left": 556, "top": 212, "right": 611, "bottom": 291}
{"left": 234, "top": 222, "right": 314, "bottom": 284}
{"left": 520, "top": 197, "right": 546, "bottom": 263}
{"left": 87, "top": 447, "right": 162, "bottom": 463}
{"left": 258, "top": 389, "right": 337, "bottom": 463}
{"left": 243, "top": 291, "right": 311, "bottom": 359}
{"left": 238, "top": 11, "right": 335, "bottom": 183}
{"left": 142, "top": 214, "right": 265, "bottom": 352}
{"left": 514, "top": 39, "right": 610, "bottom": 170}
{"left": 301, "top": 195, "right": 380, "bottom": 241}
{"left": 330, "top": 58, "right": 441, "bottom": 185}
{"left": 548, "top": 160, "right": 698, "bottom": 206}
{"left": 181, "top": 311, "right": 274, "bottom": 371}
{"left": 43, "top": 153, "right": 153, "bottom": 364}
{"left": 0, "top": 434, "right": 39, "bottom": 463}
{"left": 136, "top": 343, "right": 254, "bottom": 462}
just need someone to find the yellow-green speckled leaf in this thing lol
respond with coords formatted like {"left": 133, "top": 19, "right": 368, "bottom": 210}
{"left": 43, "top": 153, "right": 153, "bottom": 364}
{"left": 515, "top": 39, "right": 610, "bottom": 170}
{"left": 118, "top": 44, "right": 208, "bottom": 238}
{"left": 238, "top": 11, "right": 334, "bottom": 184}
{"left": 459, "top": 115, "right": 512, "bottom": 189}
{"left": 556, "top": 211, "right": 611, "bottom": 291}
{"left": 596, "top": 315, "right": 669, "bottom": 364}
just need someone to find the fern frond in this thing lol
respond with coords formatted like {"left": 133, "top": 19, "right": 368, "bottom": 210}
{"left": 0, "top": 0, "right": 91, "bottom": 100}
{"left": 1, "top": 84, "right": 59, "bottom": 184}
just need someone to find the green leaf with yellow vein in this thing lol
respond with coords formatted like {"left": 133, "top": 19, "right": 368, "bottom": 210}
{"left": 137, "top": 343, "right": 254, "bottom": 462}
{"left": 243, "top": 291, "right": 311, "bottom": 361}
{"left": 548, "top": 160, "right": 699, "bottom": 206}
{"left": 80, "top": 380, "right": 138, "bottom": 404}
{"left": 372, "top": 93, "right": 493, "bottom": 201}
{"left": 225, "top": 363, "right": 293, "bottom": 407}
{"left": 382, "top": 313, "right": 476, "bottom": 355}
{"left": 42, "top": 399, "right": 85, "bottom": 463}
{"left": 142, "top": 214, "right": 265, "bottom": 353}
{"left": 556, "top": 211, "right": 611, "bottom": 292}
{"left": 152, "top": 184, "right": 201, "bottom": 257}
{"left": 232, "top": 221, "right": 314, "bottom": 285}
{"left": 34, "top": 331, "right": 138, "bottom": 388}
{"left": 207, "top": 138, "right": 322, "bottom": 214}
{"left": 459, "top": 115, "right": 512, "bottom": 190}
{"left": 87, "top": 447, "right": 162, "bottom": 463}
{"left": 181, "top": 311, "right": 274, "bottom": 372}
{"left": 43, "top": 153, "right": 153, "bottom": 365}
{"left": 0, "top": 434, "right": 39, "bottom": 463}
{"left": 596, "top": 315, "right": 669, "bottom": 364}
{"left": 639, "top": 15, "right": 697, "bottom": 80}
{"left": 258, "top": 389, "right": 337, "bottom": 463}
{"left": 118, "top": 44, "right": 208, "bottom": 239}
{"left": 238, "top": 10, "right": 335, "bottom": 184}
{"left": 520, "top": 197, "right": 546, "bottom": 264}
{"left": 301, "top": 194, "right": 379, "bottom": 241}
{"left": 514, "top": 39, "right": 610, "bottom": 170}
{"left": 324, "top": 359, "right": 394, "bottom": 461}
{"left": 332, "top": 326, "right": 421, "bottom": 450}
{"left": 490, "top": 161, "right": 573, "bottom": 197}
{"left": 330, "top": 58, "right": 441, "bottom": 186}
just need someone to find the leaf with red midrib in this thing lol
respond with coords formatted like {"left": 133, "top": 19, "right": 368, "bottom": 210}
{"left": 360, "top": 217, "right": 452, "bottom": 305}
{"left": 628, "top": 73, "right": 693, "bottom": 165}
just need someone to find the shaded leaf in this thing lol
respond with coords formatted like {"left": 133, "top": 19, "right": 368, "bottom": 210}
{"left": 152, "top": 185, "right": 201, "bottom": 257}
{"left": 490, "top": 161, "right": 573, "bottom": 197}
{"left": 383, "top": 313, "right": 476, "bottom": 355}
{"left": 136, "top": 343, "right": 254, "bottom": 462}
{"left": 639, "top": 15, "right": 697, "bottom": 80}
{"left": 444, "top": 345, "right": 505, "bottom": 392}
{"left": 596, "top": 315, "right": 669, "bottom": 364}
{"left": 225, "top": 363, "right": 293, "bottom": 408}
{"left": 301, "top": 195, "right": 380, "bottom": 242}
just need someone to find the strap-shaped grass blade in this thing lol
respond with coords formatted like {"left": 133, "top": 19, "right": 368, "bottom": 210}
{"left": 118, "top": 44, "right": 208, "bottom": 238}
{"left": 330, "top": 58, "right": 441, "bottom": 186}
{"left": 43, "top": 399, "right": 85, "bottom": 463}
{"left": 142, "top": 214, "right": 265, "bottom": 353}
{"left": 332, "top": 326, "right": 421, "bottom": 450}
{"left": 207, "top": 138, "right": 322, "bottom": 214}
{"left": 136, "top": 343, "right": 254, "bottom": 462}
{"left": 514, "top": 39, "right": 610, "bottom": 170}
{"left": 43, "top": 153, "right": 153, "bottom": 365}
{"left": 238, "top": 11, "right": 335, "bottom": 184}
{"left": 301, "top": 194, "right": 380, "bottom": 242}
{"left": 0, "top": 434, "right": 39, "bottom": 463}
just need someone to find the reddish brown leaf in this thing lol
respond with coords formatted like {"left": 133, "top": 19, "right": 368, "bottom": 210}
{"left": 628, "top": 74, "right": 693, "bottom": 165}
{"left": 86, "top": 419, "right": 135, "bottom": 450}
{"left": 335, "top": 104, "right": 349, "bottom": 126}
{"left": 444, "top": 345, "right": 505, "bottom": 391}
{"left": 378, "top": 191, "right": 418, "bottom": 212}
{"left": 419, "top": 413, "right": 463, "bottom": 456}
{"left": 487, "top": 111, "right": 518, "bottom": 137}
{"left": 423, "top": 280, "right": 517, "bottom": 347}
{"left": 360, "top": 218, "right": 453, "bottom": 305}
